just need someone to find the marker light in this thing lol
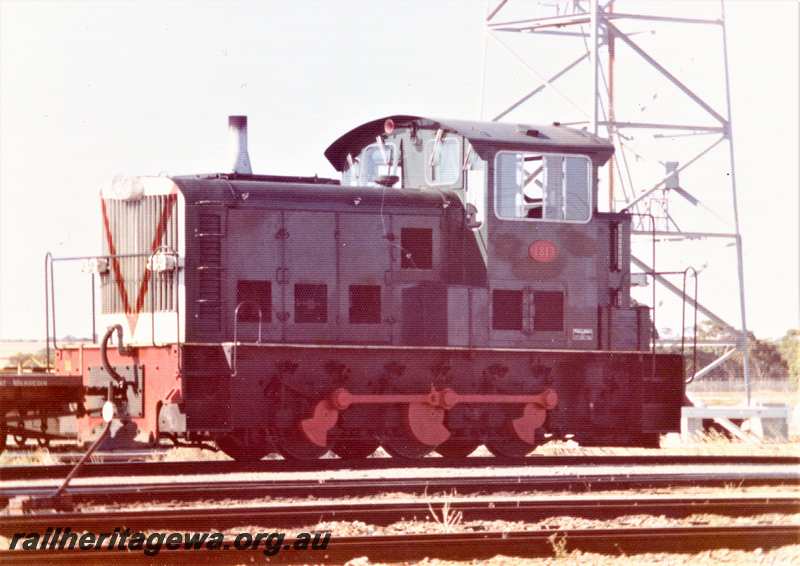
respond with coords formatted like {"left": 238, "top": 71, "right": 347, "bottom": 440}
{"left": 102, "top": 401, "right": 114, "bottom": 423}
{"left": 105, "top": 175, "right": 145, "bottom": 201}
{"left": 147, "top": 251, "right": 180, "bottom": 273}
{"left": 81, "top": 257, "right": 110, "bottom": 275}
{"left": 384, "top": 118, "right": 395, "bottom": 135}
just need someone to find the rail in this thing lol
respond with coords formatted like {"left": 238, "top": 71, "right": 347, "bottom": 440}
{"left": 3, "top": 470, "right": 797, "bottom": 508}
{"left": 3, "top": 454, "right": 798, "bottom": 482}
{"left": 6, "top": 496, "right": 797, "bottom": 533}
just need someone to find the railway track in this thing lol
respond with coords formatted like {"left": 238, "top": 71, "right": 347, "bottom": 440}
{"left": 2, "top": 495, "right": 797, "bottom": 534}
{"left": 3, "top": 470, "right": 798, "bottom": 509}
{"left": 1, "top": 525, "right": 797, "bottom": 564}
{"left": 3, "top": 453, "right": 798, "bottom": 481}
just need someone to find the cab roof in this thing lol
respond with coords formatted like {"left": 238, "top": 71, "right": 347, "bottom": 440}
{"left": 324, "top": 114, "right": 614, "bottom": 171}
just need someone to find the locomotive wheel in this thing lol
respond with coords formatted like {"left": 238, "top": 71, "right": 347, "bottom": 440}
{"left": 485, "top": 425, "right": 536, "bottom": 459}
{"left": 381, "top": 421, "right": 435, "bottom": 459}
{"left": 380, "top": 403, "right": 448, "bottom": 459}
{"left": 381, "top": 435, "right": 433, "bottom": 459}
{"left": 331, "top": 431, "right": 380, "bottom": 459}
{"left": 216, "top": 429, "right": 273, "bottom": 462}
{"left": 276, "top": 427, "right": 328, "bottom": 461}
{"left": 436, "top": 433, "right": 480, "bottom": 458}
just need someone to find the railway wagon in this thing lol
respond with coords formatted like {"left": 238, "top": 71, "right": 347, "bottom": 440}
{"left": 3, "top": 115, "right": 684, "bottom": 459}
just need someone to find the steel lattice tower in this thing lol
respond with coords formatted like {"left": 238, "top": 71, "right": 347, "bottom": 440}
{"left": 479, "top": 0, "right": 752, "bottom": 401}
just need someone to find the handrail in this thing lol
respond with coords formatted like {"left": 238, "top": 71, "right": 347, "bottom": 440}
{"left": 44, "top": 250, "right": 182, "bottom": 367}
{"left": 682, "top": 266, "right": 699, "bottom": 383}
{"left": 624, "top": 214, "right": 702, "bottom": 385}
{"left": 231, "top": 301, "right": 263, "bottom": 376}
{"left": 627, "top": 212, "right": 657, "bottom": 380}
{"left": 44, "top": 252, "right": 54, "bottom": 371}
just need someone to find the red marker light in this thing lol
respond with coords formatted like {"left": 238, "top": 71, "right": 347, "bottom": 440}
{"left": 384, "top": 118, "right": 395, "bottom": 135}
{"left": 529, "top": 240, "right": 558, "bottom": 263}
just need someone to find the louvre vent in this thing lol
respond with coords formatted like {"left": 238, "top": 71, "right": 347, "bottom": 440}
{"left": 195, "top": 212, "right": 222, "bottom": 332}
{"left": 400, "top": 228, "right": 433, "bottom": 269}
{"left": 492, "top": 289, "right": 523, "bottom": 331}
{"left": 295, "top": 284, "right": 327, "bottom": 323}
{"left": 534, "top": 291, "right": 564, "bottom": 331}
{"left": 236, "top": 280, "right": 272, "bottom": 323}
{"left": 349, "top": 285, "right": 381, "bottom": 324}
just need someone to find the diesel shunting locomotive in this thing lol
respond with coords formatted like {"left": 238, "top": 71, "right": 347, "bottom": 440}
{"left": 2, "top": 114, "right": 684, "bottom": 460}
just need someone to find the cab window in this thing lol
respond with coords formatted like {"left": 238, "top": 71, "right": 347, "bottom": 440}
{"left": 495, "top": 151, "right": 591, "bottom": 222}
{"left": 342, "top": 142, "right": 401, "bottom": 187}
{"left": 425, "top": 136, "right": 460, "bottom": 186}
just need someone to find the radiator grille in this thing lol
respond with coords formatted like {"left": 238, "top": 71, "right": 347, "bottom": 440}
{"left": 100, "top": 194, "right": 178, "bottom": 314}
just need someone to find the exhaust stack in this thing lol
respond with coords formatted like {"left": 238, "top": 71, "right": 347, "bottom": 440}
{"left": 229, "top": 115, "right": 252, "bottom": 174}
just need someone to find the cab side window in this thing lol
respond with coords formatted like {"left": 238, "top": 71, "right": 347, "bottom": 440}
{"left": 425, "top": 136, "right": 461, "bottom": 187}
{"left": 495, "top": 151, "right": 591, "bottom": 222}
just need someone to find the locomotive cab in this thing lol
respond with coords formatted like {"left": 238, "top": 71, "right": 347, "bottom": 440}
{"left": 326, "top": 115, "right": 645, "bottom": 352}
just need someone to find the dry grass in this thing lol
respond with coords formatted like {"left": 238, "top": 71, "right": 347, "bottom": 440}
{"left": 535, "top": 432, "right": 799, "bottom": 458}
{"left": 149, "top": 446, "right": 231, "bottom": 462}
{"left": 688, "top": 389, "right": 800, "bottom": 407}
{"left": 427, "top": 492, "right": 464, "bottom": 533}
{"left": 0, "top": 448, "right": 59, "bottom": 467}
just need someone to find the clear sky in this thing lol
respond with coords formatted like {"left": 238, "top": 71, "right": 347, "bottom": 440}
{"left": 0, "top": 0, "right": 798, "bottom": 340}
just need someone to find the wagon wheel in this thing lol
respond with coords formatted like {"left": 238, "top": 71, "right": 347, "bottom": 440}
{"left": 12, "top": 409, "right": 27, "bottom": 446}
{"left": 485, "top": 424, "right": 536, "bottom": 459}
{"left": 331, "top": 430, "right": 380, "bottom": 460}
{"left": 37, "top": 414, "right": 50, "bottom": 449}
{"left": 215, "top": 428, "right": 274, "bottom": 463}
{"left": 276, "top": 426, "right": 328, "bottom": 461}
{"left": 436, "top": 432, "right": 480, "bottom": 458}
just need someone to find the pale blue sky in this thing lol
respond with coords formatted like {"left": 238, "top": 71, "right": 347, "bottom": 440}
{"left": 0, "top": 0, "right": 798, "bottom": 340}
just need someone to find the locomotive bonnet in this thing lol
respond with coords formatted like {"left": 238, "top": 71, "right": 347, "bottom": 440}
{"left": 27, "top": 114, "right": 685, "bottom": 460}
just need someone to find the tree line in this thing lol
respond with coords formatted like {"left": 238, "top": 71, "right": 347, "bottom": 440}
{"left": 680, "top": 322, "right": 799, "bottom": 385}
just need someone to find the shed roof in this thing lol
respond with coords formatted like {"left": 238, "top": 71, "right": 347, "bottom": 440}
{"left": 324, "top": 114, "right": 614, "bottom": 171}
